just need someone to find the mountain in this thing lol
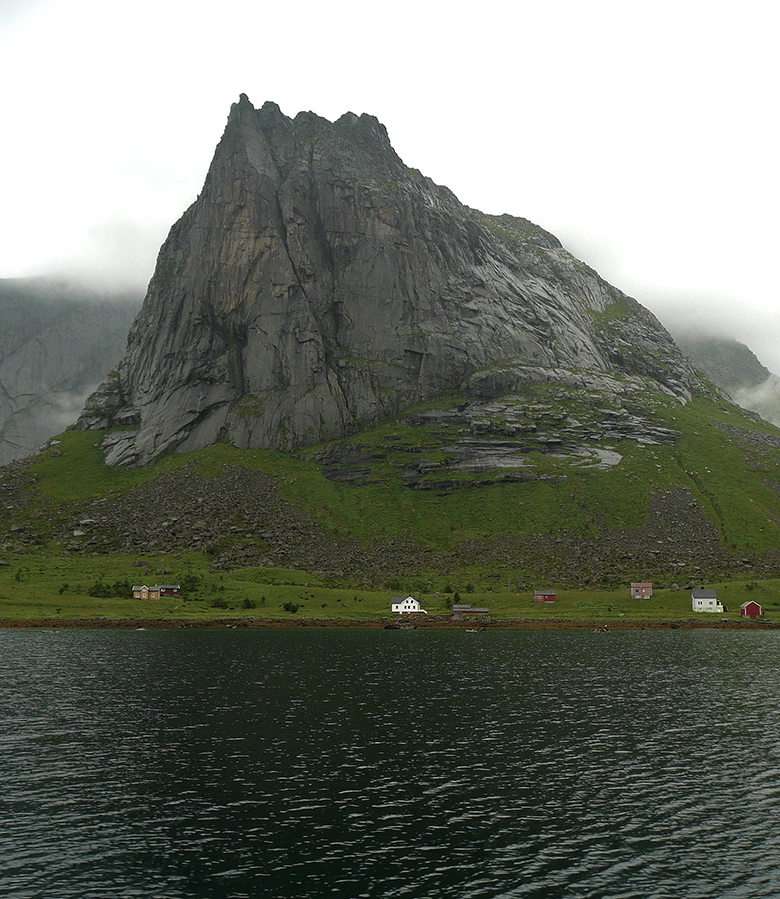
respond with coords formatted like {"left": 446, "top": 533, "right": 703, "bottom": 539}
{"left": 675, "top": 334, "right": 770, "bottom": 392}
{"left": 675, "top": 333, "right": 780, "bottom": 429}
{"left": 6, "top": 98, "right": 780, "bottom": 592}
{"left": 77, "top": 95, "right": 704, "bottom": 467}
{"left": 0, "top": 279, "right": 140, "bottom": 465}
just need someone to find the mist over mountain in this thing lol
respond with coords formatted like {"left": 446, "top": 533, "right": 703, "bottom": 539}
{"left": 674, "top": 332, "right": 780, "bottom": 429}
{"left": 77, "top": 95, "right": 705, "bottom": 467}
{"left": 0, "top": 278, "right": 140, "bottom": 464}
{"left": 674, "top": 333, "right": 769, "bottom": 390}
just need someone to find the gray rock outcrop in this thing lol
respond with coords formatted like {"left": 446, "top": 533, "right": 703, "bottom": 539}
{"left": 77, "top": 95, "right": 704, "bottom": 466}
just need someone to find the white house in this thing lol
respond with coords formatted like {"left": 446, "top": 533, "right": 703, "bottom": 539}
{"left": 691, "top": 588, "right": 723, "bottom": 613}
{"left": 391, "top": 596, "right": 427, "bottom": 614}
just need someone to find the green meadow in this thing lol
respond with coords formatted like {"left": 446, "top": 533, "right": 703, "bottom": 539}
{"left": 0, "top": 550, "right": 778, "bottom": 624}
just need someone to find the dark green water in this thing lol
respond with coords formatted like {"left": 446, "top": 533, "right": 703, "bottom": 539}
{"left": 3, "top": 627, "right": 780, "bottom": 898}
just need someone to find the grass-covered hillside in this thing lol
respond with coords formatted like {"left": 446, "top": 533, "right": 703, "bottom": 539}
{"left": 3, "top": 377, "right": 780, "bottom": 622}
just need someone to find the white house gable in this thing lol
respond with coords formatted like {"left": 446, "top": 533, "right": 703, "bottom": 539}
{"left": 691, "top": 588, "right": 723, "bottom": 613}
{"left": 391, "top": 596, "right": 427, "bottom": 614}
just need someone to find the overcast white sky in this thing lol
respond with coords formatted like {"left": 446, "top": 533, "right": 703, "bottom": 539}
{"left": 1, "top": 0, "right": 778, "bottom": 367}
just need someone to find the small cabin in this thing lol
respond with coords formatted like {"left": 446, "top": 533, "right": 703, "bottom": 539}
{"left": 132, "top": 584, "right": 180, "bottom": 601}
{"left": 630, "top": 582, "right": 653, "bottom": 599}
{"left": 740, "top": 600, "right": 762, "bottom": 620}
{"left": 691, "top": 588, "right": 723, "bottom": 614}
{"left": 533, "top": 591, "right": 557, "bottom": 603}
{"left": 391, "top": 596, "right": 427, "bottom": 615}
{"left": 451, "top": 603, "right": 490, "bottom": 619}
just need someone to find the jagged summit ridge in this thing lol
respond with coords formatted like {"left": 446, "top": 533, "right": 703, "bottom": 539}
{"left": 77, "top": 96, "right": 702, "bottom": 465}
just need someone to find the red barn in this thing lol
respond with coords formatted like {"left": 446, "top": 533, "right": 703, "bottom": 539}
{"left": 740, "top": 600, "right": 762, "bottom": 619}
{"left": 534, "top": 591, "right": 556, "bottom": 603}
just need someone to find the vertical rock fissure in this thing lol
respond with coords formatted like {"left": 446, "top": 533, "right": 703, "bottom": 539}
{"left": 73, "top": 96, "right": 704, "bottom": 465}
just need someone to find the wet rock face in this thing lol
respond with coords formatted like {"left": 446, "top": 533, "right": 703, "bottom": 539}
{"left": 77, "top": 96, "right": 703, "bottom": 466}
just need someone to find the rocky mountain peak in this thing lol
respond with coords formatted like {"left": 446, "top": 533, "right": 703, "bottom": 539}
{"left": 77, "top": 96, "right": 704, "bottom": 466}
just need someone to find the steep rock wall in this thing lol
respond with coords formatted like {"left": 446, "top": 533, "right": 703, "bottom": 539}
{"left": 78, "top": 95, "right": 702, "bottom": 465}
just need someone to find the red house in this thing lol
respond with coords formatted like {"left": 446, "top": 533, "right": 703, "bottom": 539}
{"left": 534, "top": 591, "right": 556, "bottom": 603}
{"left": 630, "top": 582, "right": 653, "bottom": 599}
{"left": 740, "top": 600, "right": 762, "bottom": 619}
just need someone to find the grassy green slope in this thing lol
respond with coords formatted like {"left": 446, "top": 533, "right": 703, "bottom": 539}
{"left": 3, "top": 384, "right": 780, "bottom": 622}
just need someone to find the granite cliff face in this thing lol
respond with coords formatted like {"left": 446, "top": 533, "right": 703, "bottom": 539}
{"left": 78, "top": 95, "right": 703, "bottom": 466}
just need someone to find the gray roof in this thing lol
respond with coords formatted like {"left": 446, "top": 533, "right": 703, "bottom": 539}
{"left": 691, "top": 588, "right": 718, "bottom": 599}
{"left": 132, "top": 584, "right": 179, "bottom": 591}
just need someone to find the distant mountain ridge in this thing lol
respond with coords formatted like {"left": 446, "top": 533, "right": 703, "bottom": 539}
{"left": 675, "top": 333, "right": 780, "bottom": 429}
{"left": 0, "top": 278, "right": 140, "bottom": 464}
{"left": 77, "top": 95, "right": 706, "bottom": 466}
{"left": 674, "top": 334, "right": 770, "bottom": 392}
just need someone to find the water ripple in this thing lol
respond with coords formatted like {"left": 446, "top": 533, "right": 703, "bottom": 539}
{"left": 4, "top": 629, "right": 780, "bottom": 896}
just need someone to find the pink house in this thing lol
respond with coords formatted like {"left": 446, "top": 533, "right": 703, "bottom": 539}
{"left": 534, "top": 591, "right": 556, "bottom": 603}
{"left": 630, "top": 582, "right": 653, "bottom": 599}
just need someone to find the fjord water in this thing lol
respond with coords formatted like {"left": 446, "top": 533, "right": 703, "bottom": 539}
{"left": 3, "top": 629, "right": 780, "bottom": 898}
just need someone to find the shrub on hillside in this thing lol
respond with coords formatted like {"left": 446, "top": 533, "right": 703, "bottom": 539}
{"left": 88, "top": 579, "right": 131, "bottom": 598}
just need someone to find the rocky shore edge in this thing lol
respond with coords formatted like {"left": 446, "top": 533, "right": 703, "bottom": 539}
{"left": 1, "top": 617, "right": 777, "bottom": 630}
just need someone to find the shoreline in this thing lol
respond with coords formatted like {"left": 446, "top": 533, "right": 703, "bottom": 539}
{"left": 1, "top": 617, "right": 778, "bottom": 630}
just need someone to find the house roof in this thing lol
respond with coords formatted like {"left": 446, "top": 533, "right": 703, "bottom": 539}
{"left": 452, "top": 604, "right": 490, "bottom": 613}
{"left": 692, "top": 588, "right": 718, "bottom": 599}
{"left": 740, "top": 600, "right": 761, "bottom": 609}
{"left": 132, "top": 584, "right": 179, "bottom": 591}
